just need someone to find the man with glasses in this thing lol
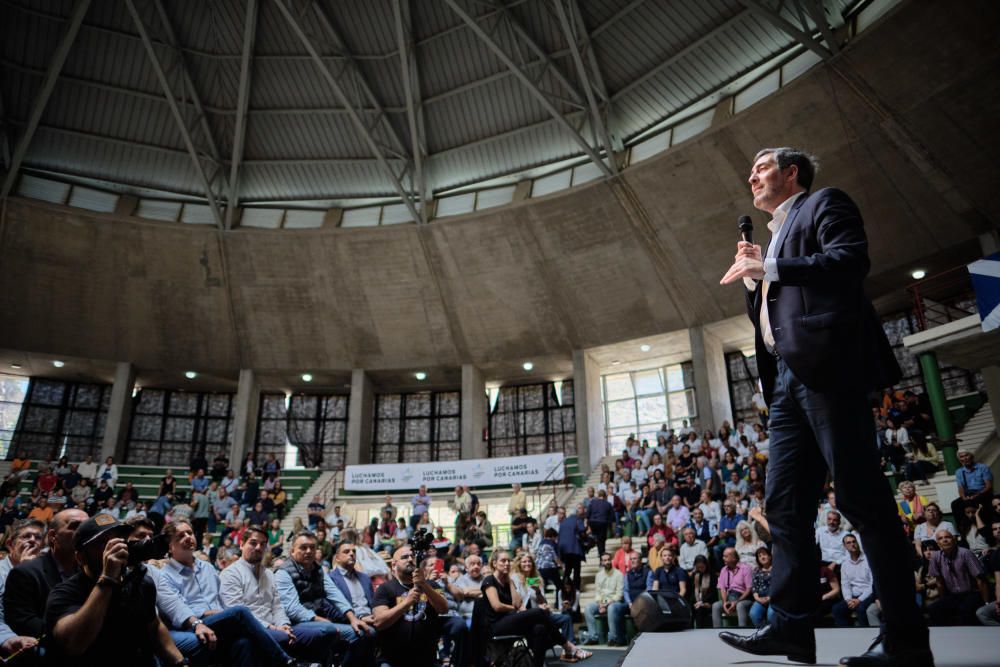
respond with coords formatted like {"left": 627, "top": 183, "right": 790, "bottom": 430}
{"left": 832, "top": 535, "right": 874, "bottom": 627}
{"left": 0, "top": 520, "right": 44, "bottom": 659}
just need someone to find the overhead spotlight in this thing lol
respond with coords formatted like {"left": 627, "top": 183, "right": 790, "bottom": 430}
{"left": 185, "top": 371, "right": 197, "bottom": 379}
{"left": 10, "top": 364, "right": 22, "bottom": 370}
{"left": 911, "top": 269, "right": 926, "bottom": 280}
{"left": 640, "top": 344, "right": 651, "bottom": 352}
{"left": 301, "top": 373, "right": 313, "bottom": 382}
{"left": 415, "top": 372, "right": 427, "bottom": 381}
{"left": 53, "top": 360, "right": 65, "bottom": 368}
{"left": 523, "top": 362, "right": 534, "bottom": 371}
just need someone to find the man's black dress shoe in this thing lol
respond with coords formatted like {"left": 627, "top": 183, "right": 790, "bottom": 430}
{"left": 718, "top": 624, "right": 816, "bottom": 664}
{"left": 839, "top": 633, "right": 935, "bottom": 667}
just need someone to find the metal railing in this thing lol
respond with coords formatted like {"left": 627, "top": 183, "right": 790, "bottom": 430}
{"left": 531, "top": 459, "right": 569, "bottom": 518}
{"left": 907, "top": 266, "right": 977, "bottom": 332}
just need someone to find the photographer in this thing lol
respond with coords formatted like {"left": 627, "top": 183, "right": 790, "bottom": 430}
{"left": 45, "top": 514, "right": 184, "bottom": 665}
{"left": 372, "top": 543, "right": 447, "bottom": 667}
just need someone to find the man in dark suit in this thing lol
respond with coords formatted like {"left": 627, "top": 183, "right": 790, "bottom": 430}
{"left": 4, "top": 509, "right": 87, "bottom": 641}
{"left": 328, "top": 541, "right": 377, "bottom": 667}
{"left": 719, "top": 148, "right": 932, "bottom": 667}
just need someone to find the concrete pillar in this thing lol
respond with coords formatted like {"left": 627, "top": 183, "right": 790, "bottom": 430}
{"left": 572, "top": 350, "right": 605, "bottom": 475}
{"left": 689, "top": 325, "right": 732, "bottom": 432}
{"left": 918, "top": 352, "right": 958, "bottom": 474}
{"left": 229, "top": 369, "right": 260, "bottom": 468}
{"left": 101, "top": 362, "right": 135, "bottom": 462}
{"left": 346, "top": 369, "right": 374, "bottom": 466}
{"left": 461, "top": 364, "right": 487, "bottom": 460}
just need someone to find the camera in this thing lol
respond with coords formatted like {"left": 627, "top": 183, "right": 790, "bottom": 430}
{"left": 127, "top": 532, "right": 170, "bottom": 566}
{"left": 408, "top": 527, "right": 434, "bottom": 558}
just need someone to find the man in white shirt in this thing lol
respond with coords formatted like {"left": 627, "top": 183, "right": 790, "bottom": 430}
{"left": 679, "top": 527, "right": 709, "bottom": 573}
{"left": 832, "top": 535, "right": 875, "bottom": 628}
{"left": 544, "top": 506, "right": 565, "bottom": 534}
{"left": 815, "top": 511, "right": 852, "bottom": 566}
{"left": 220, "top": 525, "right": 330, "bottom": 662}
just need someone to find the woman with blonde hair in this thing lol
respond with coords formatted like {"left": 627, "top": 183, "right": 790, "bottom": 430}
{"left": 511, "top": 552, "right": 576, "bottom": 643}
{"left": 734, "top": 520, "right": 763, "bottom": 566}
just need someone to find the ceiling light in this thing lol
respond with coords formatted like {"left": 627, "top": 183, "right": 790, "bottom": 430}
{"left": 415, "top": 372, "right": 427, "bottom": 381}
{"left": 301, "top": 373, "right": 313, "bottom": 382}
{"left": 522, "top": 361, "right": 534, "bottom": 371}
{"left": 640, "top": 344, "right": 651, "bottom": 352}
{"left": 611, "top": 360, "right": 621, "bottom": 366}
{"left": 10, "top": 364, "right": 22, "bottom": 370}
{"left": 52, "top": 360, "right": 65, "bottom": 368}
{"left": 911, "top": 269, "right": 926, "bottom": 280}
{"left": 184, "top": 371, "right": 197, "bottom": 379}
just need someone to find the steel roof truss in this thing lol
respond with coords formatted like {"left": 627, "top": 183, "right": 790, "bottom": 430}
{"left": 737, "top": 0, "right": 833, "bottom": 61}
{"left": 226, "top": 0, "right": 259, "bottom": 229}
{"left": 394, "top": 0, "right": 429, "bottom": 222}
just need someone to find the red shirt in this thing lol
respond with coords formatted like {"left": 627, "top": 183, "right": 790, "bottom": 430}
{"left": 647, "top": 524, "right": 678, "bottom": 548}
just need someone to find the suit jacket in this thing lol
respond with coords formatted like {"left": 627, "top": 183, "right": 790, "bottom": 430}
{"left": 746, "top": 187, "right": 900, "bottom": 404}
{"left": 4, "top": 552, "right": 67, "bottom": 638}
{"left": 329, "top": 567, "right": 375, "bottom": 612}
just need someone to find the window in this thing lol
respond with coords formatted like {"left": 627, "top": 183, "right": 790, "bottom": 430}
{"left": 287, "top": 394, "right": 349, "bottom": 469}
{"left": 8, "top": 379, "right": 111, "bottom": 462}
{"left": 488, "top": 381, "right": 575, "bottom": 458}
{"left": 255, "top": 394, "right": 289, "bottom": 465}
{"left": 601, "top": 364, "right": 696, "bottom": 453}
{"left": 372, "top": 391, "right": 460, "bottom": 463}
{"left": 0, "top": 375, "right": 29, "bottom": 460}
{"left": 126, "top": 389, "right": 234, "bottom": 466}
{"left": 725, "top": 352, "right": 760, "bottom": 426}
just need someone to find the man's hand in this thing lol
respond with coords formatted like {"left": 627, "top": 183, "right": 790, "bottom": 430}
{"left": 598, "top": 603, "right": 607, "bottom": 614}
{"left": 1, "top": 636, "right": 38, "bottom": 657}
{"left": 19, "top": 540, "right": 42, "bottom": 563}
{"left": 720, "top": 242, "right": 765, "bottom": 285}
{"left": 350, "top": 616, "right": 372, "bottom": 636}
{"left": 412, "top": 565, "right": 425, "bottom": 587}
{"left": 270, "top": 624, "right": 295, "bottom": 643}
{"left": 102, "top": 537, "right": 129, "bottom": 581}
{"left": 405, "top": 586, "right": 422, "bottom": 608}
{"left": 194, "top": 623, "right": 217, "bottom": 651}
{"left": 846, "top": 598, "right": 859, "bottom": 610}
{"left": 723, "top": 601, "right": 735, "bottom": 615}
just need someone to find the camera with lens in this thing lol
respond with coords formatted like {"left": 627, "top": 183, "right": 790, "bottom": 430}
{"left": 408, "top": 527, "right": 434, "bottom": 558}
{"left": 127, "top": 532, "right": 170, "bottom": 566}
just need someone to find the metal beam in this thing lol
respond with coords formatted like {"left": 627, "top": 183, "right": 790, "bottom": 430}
{"left": 803, "top": 0, "right": 840, "bottom": 55}
{"left": 124, "top": 0, "right": 225, "bottom": 228}
{"left": 393, "top": 0, "right": 428, "bottom": 222}
{"left": 226, "top": 0, "right": 258, "bottom": 229}
{"left": 1, "top": 0, "right": 90, "bottom": 199}
{"left": 552, "top": 0, "right": 617, "bottom": 174}
{"left": 737, "top": 0, "right": 833, "bottom": 61}
{"left": 273, "top": 0, "right": 422, "bottom": 222}
{"left": 445, "top": 0, "right": 612, "bottom": 178}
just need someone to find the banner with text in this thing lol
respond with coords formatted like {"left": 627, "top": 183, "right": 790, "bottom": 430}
{"left": 344, "top": 453, "right": 565, "bottom": 491}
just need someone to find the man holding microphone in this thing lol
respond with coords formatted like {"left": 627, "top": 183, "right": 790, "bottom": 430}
{"left": 718, "top": 148, "right": 932, "bottom": 667}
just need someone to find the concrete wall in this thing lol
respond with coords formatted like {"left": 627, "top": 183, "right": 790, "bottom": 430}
{"left": 0, "top": 0, "right": 995, "bottom": 374}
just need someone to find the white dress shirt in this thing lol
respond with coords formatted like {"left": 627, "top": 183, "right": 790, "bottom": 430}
{"left": 219, "top": 557, "right": 290, "bottom": 627}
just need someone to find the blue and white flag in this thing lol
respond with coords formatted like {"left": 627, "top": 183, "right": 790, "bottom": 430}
{"left": 968, "top": 251, "right": 1000, "bottom": 332}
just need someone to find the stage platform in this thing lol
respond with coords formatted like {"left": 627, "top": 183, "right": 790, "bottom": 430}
{"left": 617, "top": 628, "right": 998, "bottom": 667}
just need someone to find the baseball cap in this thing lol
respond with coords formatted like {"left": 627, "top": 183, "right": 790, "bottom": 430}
{"left": 74, "top": 514, "right": 131, "bottom": 551}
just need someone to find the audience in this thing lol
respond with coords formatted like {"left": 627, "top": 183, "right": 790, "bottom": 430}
{"left": 832, "top": 534, "right": 875, "bottom": 627}
{"left": 582, "top": 553, "right": 624, "bottom": 646}
{"left": 926, "top": 528, "right": 989, "bottom": 626}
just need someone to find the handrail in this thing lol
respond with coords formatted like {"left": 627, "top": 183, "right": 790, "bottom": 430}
{"left": 531, "top": 458, "right": 568, "bottom": 518}
{"left": 906, "top": 265, "right": 976, "bottom": 331}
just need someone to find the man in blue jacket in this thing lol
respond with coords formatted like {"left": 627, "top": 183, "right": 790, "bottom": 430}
{"left": 328, "top": 540, "right": 377, "bottom": 667}
{"left": 719, "top": 147, "right": 930, "bottom": 667}
{"left": 558, "top": 503, "right": 587, "bottom": 592}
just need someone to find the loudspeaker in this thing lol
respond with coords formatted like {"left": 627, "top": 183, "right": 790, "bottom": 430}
{"left": 630, "top": 591, "right": 692, "bottom": 632}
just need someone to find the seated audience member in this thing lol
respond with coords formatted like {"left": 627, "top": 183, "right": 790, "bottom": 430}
{"left": 712, "top": 547, "right": 753, "bottom": 628}
{"left": 26, "top": 498, "right": 54, "bottom": 525}
{"left": 191, "top": 469, "right": 210, "bottom": 493}
{"left": 816, "top": 560, "right": 842, "bottom": 620}
{"left": 896, "top": 481, "right": 929, "bottom": 534}
{"left": 556, "top": 580, "right": 581, "bottom": 623}
{"left": 156, "top": 520, "right": 292, "bottom": 667}
{"left": 714, "top": 501, "right": 744, "bottom": 563}
{"left": 650, "top": 546, "right": 688, "bottom": 598}
{"left": 734, "top": 520, "right": 763, "bottom": 567}
{"left": 926, "top": 528, "right": 989, "bottom": 626}
{"left": 158, "top": 469, "right": 178, "bottom": 498}
{"left": 904, "top": 434, "right": 939, "bottom": 484}
{"left": 307, "top": 496, "right": 326, "bottom": 529}
{"left": 690, "top": 555, "right": 717, "bottom": 629}
{"left": 35, "top": 466, "right": 59, "bottom": 498}
{"left": 951, "top": 450, "right": 994, "bottom": 519}
{"left": 646, "top": 513, "right": 677, "bottom": 549}
{"left": 481, "top": 549, "right": 590, "bottom": 665}
{"left": 96, "top": 456, "right": 119, "bottom": 488}
{"left": 9, "top": 451, "right": 32, "bottom": 481}
{"left": 617, "top": 551, "right": 650, "bottom": 624}
{"left": 4, "top": 509, "right": 87, "bottom": 642}
{"left": 975, "top": 518, "right": 1000, "bottom": 626}
{"left": 583, "top": 552, "right": 624, "bottom": 646}
{"left": 449, "top": 553, "right": 486, "bottom": 624}
{"left": 815, "top": 510, "right": 852, "bottom": 565}
{"left": 275, "top": 532, "right": 374, "bottom": 666}
{"left": 544, "top": 506, "right": 565, "bottom": 534}
{"left": 687, "top": 507, "right": 718, "bottom": 548}
{"left": 327, "top": 537, "right": 378, "bottom": 636}
{"left": 0, "top": 520, "right": 44, "bottom": 659}
{"left": 913, "top": 503, "right": 957, "bottom": 556}
{"left": 511, "top": 553, "right": 575, "bottom": 647}
{"left": 70, "top": 478, "right": 92, "bottom": 511}
{"left": 665, "top": 495, "right": 690, "bottom": 533}
{"left": 45, "top": 514, "right": 183, "bottom": 665}
{"left": 956, "top": 505, "right": 990, "bottom": 560}
{"left": 832, "top": 534, "right": 875, "bottom": 627}
{"left": 220, "top": 525, "right": 334, "bottom": 662}
{"left": 749, "top": 546, "right": 775, "bottom": 628}
{"left": 372, "top": 544, "right": 448, "bottom": 667}
{"left": 679, "top": 527, "right": 708, "bottom": 573}
{"left": 611, "top": 535, "right": 636, "bottom": 575}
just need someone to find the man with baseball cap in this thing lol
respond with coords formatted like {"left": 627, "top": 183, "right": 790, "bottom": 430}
{"left": 45, "top": 514, "right": 187, "bottom": 666}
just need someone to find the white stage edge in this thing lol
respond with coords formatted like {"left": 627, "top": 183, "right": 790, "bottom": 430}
{"left": 619, "top": 628, "right": 998, "bottom": 667}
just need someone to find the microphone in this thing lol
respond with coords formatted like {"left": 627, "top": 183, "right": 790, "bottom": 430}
{"left": 738, "top": 215, "right": 753, "bottom": 245}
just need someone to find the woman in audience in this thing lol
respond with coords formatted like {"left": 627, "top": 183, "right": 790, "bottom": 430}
{"left": 262, "top": 452, "right": 281, "bottom": 482}
{"left": 912, "top": 503, "right": 955, "bottom": 556}
{"left": 416, "top": 510, "right": 436, "bottom": 535}
{"left": 243, "top": 452, "right": 256, "bottom": 478}
{"left": 636, "top": 482, "right": 656, "bottom": 534}
{"left": 556, "top": 580, "right": 581, "bottom": 623}
{"left": 267, "top": 517, "right": 284, "bottom": 555}
{"left": 746, "top": 464, "right": 765, "bottom": 489}
{"left": 690, "top": 554, "right": 717, "bottom": 628}
{"left": 734, "top": 520, "right": 763, "bottom": 566}
{"left": 158, "top": 469, "right": 177, "bottom": 497}
{"left": 511, "top": 552, "right": 576, "bottom": 643}
{"left": 748, "top": 546, "right": 775, "bottom": 627}
{"left": 956, "top": 504, "right": 990, "bottom": 561}
{"left": 903, "top": 432, "right": 939, "bottom": 484}
{"left": 247, "top": 500, "right": 268, "bottom": 526}
{"left": 896, "top": 480, "right": 930, "bottom": 536}
{"left": 70, "top": 477, "right": 91, "bottom": 511}
{"left": 481, "top": 549, "right": 591, "bottom": 665}
{"left": 53, "top": 456, "right": 71, "bottom": 478}
{"left": 96, "top": 456, "right": 119, "bottom": 488}
{"left": 271, "top": 480, "right": 288, "bottom": 518}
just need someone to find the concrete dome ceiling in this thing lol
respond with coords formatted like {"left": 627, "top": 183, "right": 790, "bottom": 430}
{"left": 2, "top": 0, "right": 861, "bottom": 212}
